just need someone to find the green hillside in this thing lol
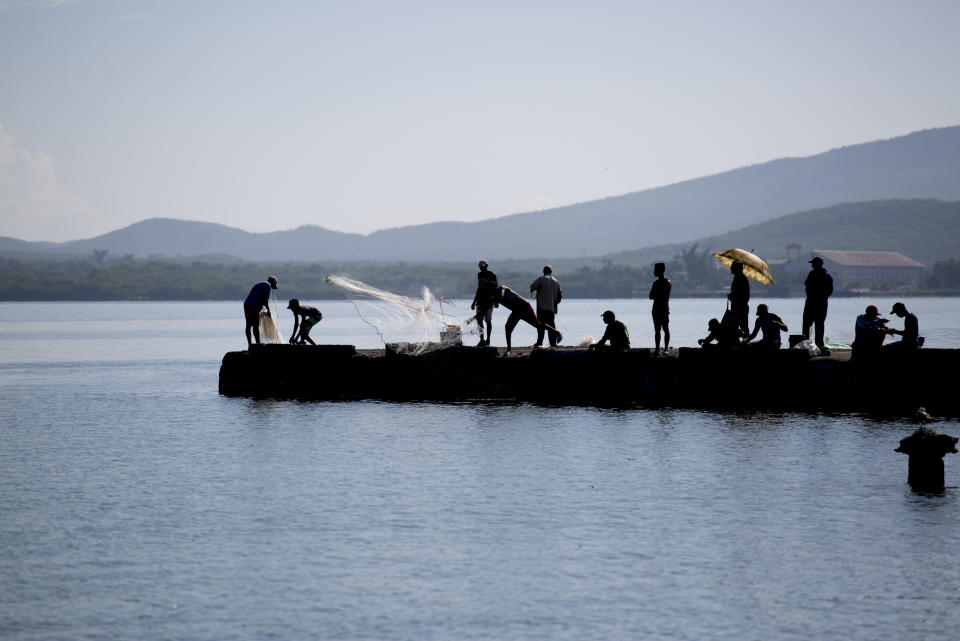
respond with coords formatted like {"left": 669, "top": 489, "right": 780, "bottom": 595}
{"left": 606, "top": 199, "right": 960, "bottom": 267}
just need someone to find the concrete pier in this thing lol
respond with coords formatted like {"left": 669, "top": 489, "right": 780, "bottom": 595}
{"left": 219, "top": 344, "right": 960, "bottom": 415}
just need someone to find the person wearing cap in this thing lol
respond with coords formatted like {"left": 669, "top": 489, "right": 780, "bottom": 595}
{"left": 803, "top": 256, "right": 834, "bottom": 351}
{"left": 649, "top": 262, "right": 672, "bottom": 353}
{"left": 698, "top": 318, "right": 740, "bottom": 349}
{"left": 529, "top": 265, "right": 562, "bottom": 347}
{"left": 287, "top": 299, "right": 323, "bottom": 345}
{"left": 885, "top": 302, "right": 920, "bottom": 351}
{"left": 243, "top": 276, "right": 278, "bottom": 348}
{"left": 745, "top": 303, "right": 788, "bottom": 350}
{"left": 727, "top": 262, "right": 750, "bottom": 338}
{"left": 494, "top": 285, "right": 561, "bottom": 355}
{"left": 852, "top": 304, "right": 888, "bottom": 358}
{"left": 471, "top": 260, "right": 498, "bottom": 346}
{"left": 589, "top": 310, "right": 629, "bottom": 352}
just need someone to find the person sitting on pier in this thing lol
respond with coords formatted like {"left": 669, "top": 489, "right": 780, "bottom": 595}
{"left": 287, "top": 299, "right": 323, "bottom": 345}
{"left": 885, "top": 302, "right": 920, "bottom": 351}
{"left": 589, "top": 310, "right": 630, "bottom": 352}
{"left": 243, "top": 276, "right": 278, "bottom": 348}
{"left": 852, "top": 304, "right": 888, "bottom": 359}
{"left": 698, "top": 317, "right": 740, "bottom": 349}
{"left": 495, "top": 285, "right": 561, "bottom": 355}
{"left": 744, "top": 304, "right": 788, "bottom": 350}
{"left": 471, "top": 260, "right": 499, "bottom": 347}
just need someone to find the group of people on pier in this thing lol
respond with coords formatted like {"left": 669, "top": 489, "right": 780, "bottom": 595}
{"left": 241, "top": 254, "right": 921, "bottom": 355}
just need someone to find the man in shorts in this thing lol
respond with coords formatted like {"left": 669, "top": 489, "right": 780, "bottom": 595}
{"left": 471, "top": 260, "right": 499, "bottom": 346}
{"left": 495, "top": 285, "right": 561, "bottom": 355}
{"left": 287, "top": 299, "right": 323, "bottom": 345}
{"left": 243, "top": 276, "right": 278, "bottom": 348}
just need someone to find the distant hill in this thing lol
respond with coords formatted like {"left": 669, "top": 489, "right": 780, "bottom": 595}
{"left": 4, "top": 126, "right": 960, "bottom": 261}
{"left": 600, "top": 199, "right": 960, "bottom": 268}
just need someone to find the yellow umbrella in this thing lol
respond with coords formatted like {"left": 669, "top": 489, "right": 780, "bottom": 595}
{"left": 712, "top": 248, "right": 774, "bottom": 285}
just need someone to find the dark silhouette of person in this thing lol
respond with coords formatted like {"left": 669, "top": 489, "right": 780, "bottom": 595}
{"left": 471, "top": 260, "right": 498, "bottom": 346}
{"left": 699, "top": 318, "right": 740, "bottom": 349}
{"left": 243, "top": 276, "right": 277, "bottom": 348}
{"left": 649, "top": 262, "right": 671, "bottom": 353}
{"left": 287, "top": 299, "right": 323, "bottom": 345}
{"left": 495, "top": 285, "right": 561, "bottom": 355}
{"left": 529, "top": 265, "right": 562, "bottom": 347}
{"left": 589, "top": 310, "right": 630, "bottom": 352}
{"left": 852, "top": 304, "right": 888, "bottom": 359}
{"left": 802, "top": 256, "right": 833, "bottom": 351}
{"left": 885, "top": 302, "right": 920, "bottom": 350}
{"left": 745, "top": 303, "right": 788, "bottom": 349}
{"left": 727, "top": 262, "right": 750, "bottom": 337}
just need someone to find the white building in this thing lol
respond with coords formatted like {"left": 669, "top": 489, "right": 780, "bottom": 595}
{"left": 784, "top": 250, "right": 925, "bottom": 290}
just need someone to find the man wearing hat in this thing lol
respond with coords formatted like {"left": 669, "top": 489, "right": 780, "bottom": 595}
{"left": 852, "top": 304, "right": 888, "bottom": 358}
{"left": 243, "top": 276, "right": 278, "bottom": 348}
{"left": 803, "top": 256, "right": 833, "bottom": 352}
{"left": 287, "top": 299, "right": 323, "bottom": 345}
{"left": 471, "top": 260, "right": 498, "bottom": 346}
{"left": 885, "top": 302, "right": 920, "bottom": 350}
{"left": 589, "top": 310, "right": 630, "bottom": 352}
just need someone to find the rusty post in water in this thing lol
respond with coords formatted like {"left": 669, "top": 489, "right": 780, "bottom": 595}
{"left": 895, "top": 426, "right": 958, "bottom": 492}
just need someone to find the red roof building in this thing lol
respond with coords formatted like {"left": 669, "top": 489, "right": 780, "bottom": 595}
{"left": 784, "top": 250, "right": 925, "bottom": 290}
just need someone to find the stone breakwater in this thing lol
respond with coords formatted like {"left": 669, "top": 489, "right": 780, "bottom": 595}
{"left": 218, "top": 344, "right": 959, "bottom": 416}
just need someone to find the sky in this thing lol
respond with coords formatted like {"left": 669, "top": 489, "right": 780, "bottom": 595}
{"left": 1, "top": 0, "right": 958, "bottom": 242}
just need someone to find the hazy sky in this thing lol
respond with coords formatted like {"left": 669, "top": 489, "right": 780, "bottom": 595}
{"left": 1, "top": 0, "right": 958, "bottom": 242}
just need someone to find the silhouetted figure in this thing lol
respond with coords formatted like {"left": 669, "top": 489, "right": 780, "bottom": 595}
{"left": 802, "top": 256, "right": 833, "bottom": 351}
{"left": 745, "top": 303, "right": 788, "bottom": 350}
{"left": 589, "top": 310, "right": 629, "bottom": 352}
{"left": 530, "top": 265, "right": 563, "bottom": 347}
{"left": 496, "top": 285, "right": 561, "bottom": 355}
{"left": 885, "top": 301, "right": 920, "bottom": 351}
{"left": 243, "top": 276, "right": 277, "bottom": 348}
{"left": 852, "top": 305, "right": 888, "bottom": 359}
{"left": 287, "top": 299, "right": 323, "bottom": 345}
{"left": 727, "top": 262, "right": 750, "bottom": 337}
{"left": 896, "top": 426, "right": 958, "bottom": 493}
{"left": 698, "top": 318, "right": 740, "bottom": 349}
{"left": 471, "top": 260, "right": 498, "bottom": 346}
{"left": 649, "top": 262, "right": 671, "bottom": 353}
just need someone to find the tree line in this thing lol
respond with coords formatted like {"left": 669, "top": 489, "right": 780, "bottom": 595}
{"left": 1, "top": 249, "right": 958, "bottom": 301}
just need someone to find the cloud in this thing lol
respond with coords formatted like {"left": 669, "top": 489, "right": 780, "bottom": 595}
{"left": 0, "top": 125, "right": 105, "bottom": 242}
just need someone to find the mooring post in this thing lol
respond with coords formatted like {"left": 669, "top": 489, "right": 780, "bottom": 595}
{"left": 895, "top": 427, "right": 958, "bottom": 492}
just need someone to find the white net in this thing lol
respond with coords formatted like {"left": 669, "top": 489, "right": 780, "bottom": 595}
{"left": 258, "top": 309, "right": 284, "bottom": 344}
{"left": 325, "top": 275, "right": 468, "bottom": 354}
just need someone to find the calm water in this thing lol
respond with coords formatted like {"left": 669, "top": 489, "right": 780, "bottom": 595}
{"left": 2, "top": 299, "right": 960, "bottom": 640}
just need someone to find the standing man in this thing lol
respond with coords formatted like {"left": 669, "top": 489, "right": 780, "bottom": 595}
{"left": 243, "top": 276, "right": 277, "bottom": 348}
{"left": 649, "top": 262, "right": 671, "bottom": 353}
{"left": 471, "top": 260, "right": 498, "bottom": 347}
{"left": 529, "top": 265, "right": 562, "bottom": 347}
{"left": 727, "top": 262, "right": 750, "bottom": 338}
{"left": 287, "top": 299, "right": 323, "bottom": 345}
{"left": 802, "top": 256, "right": 833, "bottom": 352}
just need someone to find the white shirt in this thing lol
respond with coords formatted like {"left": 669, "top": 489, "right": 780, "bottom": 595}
{"left": 530, "top": 275, "right": 561, "bottom": 313}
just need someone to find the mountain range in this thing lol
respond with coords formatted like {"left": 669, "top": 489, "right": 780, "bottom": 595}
{"left": 3, "top": 126, "right": 959, "bottom": 262}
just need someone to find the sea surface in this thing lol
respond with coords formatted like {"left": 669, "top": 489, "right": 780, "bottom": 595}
{"left": 2, "top": 298, "right": 960, "bottom": 641}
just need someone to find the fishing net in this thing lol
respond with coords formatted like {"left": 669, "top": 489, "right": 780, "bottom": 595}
{"left": 325, "top": 275, "right": 467, "bottom": 354}
{"left": 258, "top": 309, "right": 284, "bottom": 344}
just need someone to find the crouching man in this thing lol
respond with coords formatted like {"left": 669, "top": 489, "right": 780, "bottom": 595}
{"left": 287, "top": 299, "right": 323, "bottom": 345}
